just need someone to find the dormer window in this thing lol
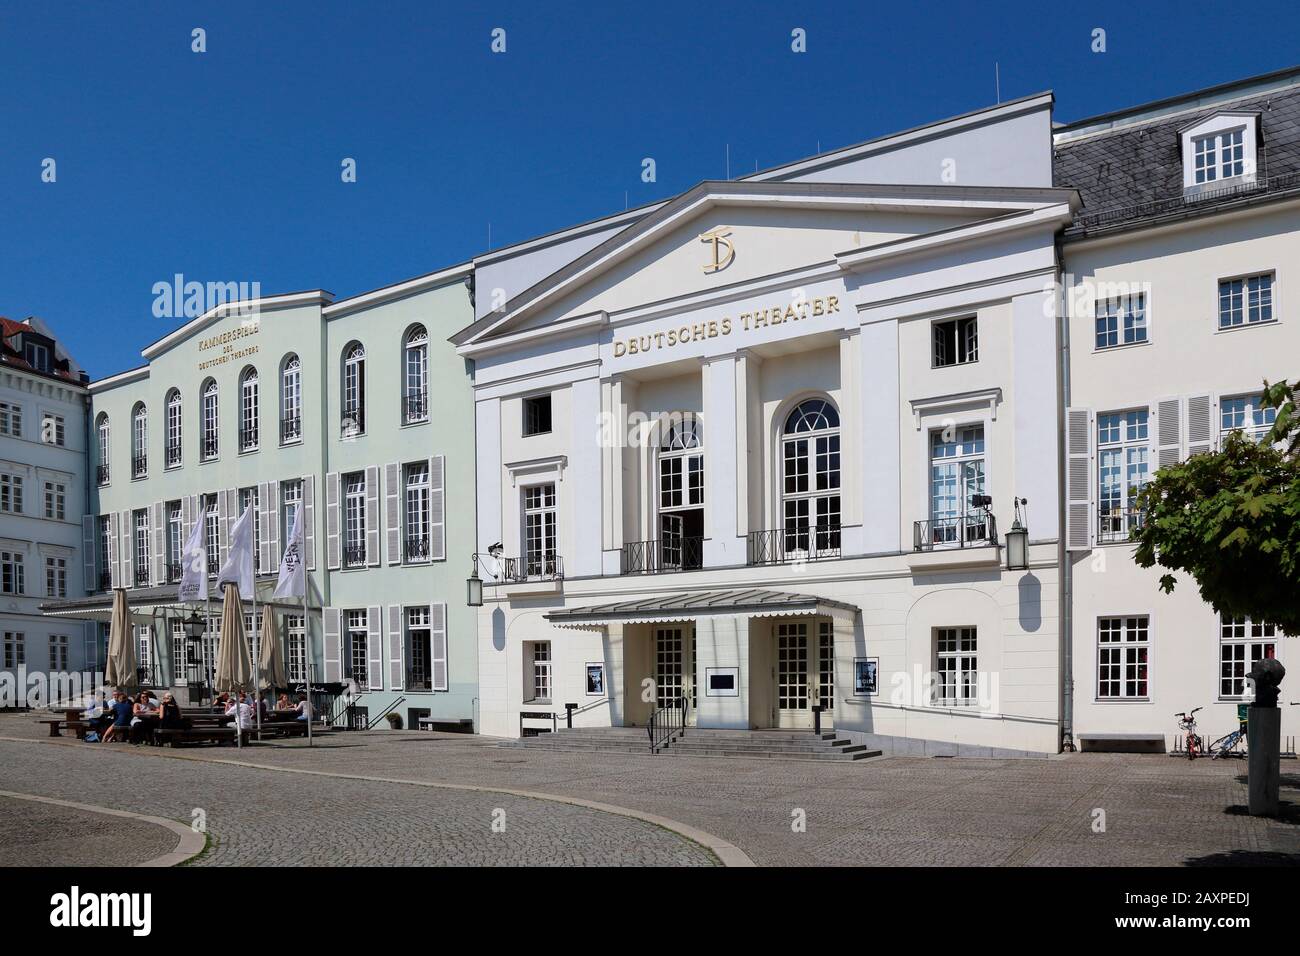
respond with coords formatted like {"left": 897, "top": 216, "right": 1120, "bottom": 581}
{"left": 1180, "top": 113, "right": 1258, "bottom": 197}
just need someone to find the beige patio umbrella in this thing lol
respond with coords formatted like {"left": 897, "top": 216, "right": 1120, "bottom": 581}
{"left": 259, "top": 610, "right": 287, "bottom": 693}
{"left": 214, "top": 583, "right": 253, "bottom": 694}
{"left": 102, "top": 589, "right": 138, "bottom": 691}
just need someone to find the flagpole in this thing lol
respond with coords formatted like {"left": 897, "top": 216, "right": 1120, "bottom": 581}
{"left": 253, "top": 578, "right": 262, "bottom": 741}
{"left": 304, "top": 582, "right": 313, "bottom": 747}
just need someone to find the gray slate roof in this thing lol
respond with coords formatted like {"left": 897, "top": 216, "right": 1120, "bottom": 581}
{"left": 545, "top": 588, "right": 858, "bottom": 622}
{"left": 1054, "top": 82, "right": 1300, "bottom": 237}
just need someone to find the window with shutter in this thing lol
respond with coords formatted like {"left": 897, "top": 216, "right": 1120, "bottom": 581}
{"left": 1065, "top": 408, "right": 1093, "bottom": 551}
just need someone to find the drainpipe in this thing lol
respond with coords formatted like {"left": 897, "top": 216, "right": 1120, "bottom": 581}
{"left": 1055, "top": 236, "right": 1075, "bottom": 753}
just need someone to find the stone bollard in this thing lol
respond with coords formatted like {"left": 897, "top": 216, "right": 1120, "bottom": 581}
{"left": 1247, "top": 658, "right": 1285, "bottom": 817}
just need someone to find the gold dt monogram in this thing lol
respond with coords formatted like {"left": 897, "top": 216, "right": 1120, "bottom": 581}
{"left": 699, "top": 227, "right": 735, "bottom": 274}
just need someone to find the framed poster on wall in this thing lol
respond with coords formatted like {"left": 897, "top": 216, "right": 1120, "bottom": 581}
{"left": 585, "top": 662, "right": 606, "bottom": 696}
{"left": 705, "top": 666, "right": 739, "bottom": 697}
{"left": 853, "top": 658, "right": 879, "bottom": 697}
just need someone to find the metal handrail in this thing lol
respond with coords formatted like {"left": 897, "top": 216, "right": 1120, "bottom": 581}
{"left": 913, "top": 513, "right": 997, "bottom": 551}
{"left": 1072, "top": 171, "right": 1300, "bottom": 233}
{"left": 404, "top": 536, "right": 430, "bottom": 561}
{"left": 747, "top": 524, "right": 842, "bottom": 566}
{"left": 500, "top": 555, "right": 563, "bottom": 582}
{"left": 647, "top": 694, "right": 688, "bottom": 753}
{"left": 1097, "top": 505, "right": 1146, "bottom": 544}
{"left": 621, "top": 536, "right": 703, "bottom": 574}
{"left": 366, "top": 695, "right": 407, "bottom": 730}
{"left": 96, "top": 464, "right": 110, "bottom": 485}
{"left": 280, "top": 416, "right": 302, "bottom": 443}
{"left": 131, "top": 456, "right": 147, "bottom": 478}
{"left": 402, "top": 391, "right": 428, "bottom": 423}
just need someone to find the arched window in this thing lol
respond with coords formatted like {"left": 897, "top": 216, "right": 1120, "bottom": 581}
{"left": 165, "top": 388, "right": 183, "bottom": 468}
{"left": 342, "top": 342, "right": 366, "bottom": 436}
{"left": 131, "top": 403, "right": 148, "bottom": 478}
{"left": 403, "top": 325, "right": 429, "bottom": 424}
{"left": 200, "top": 378, "right": 219, "bottom": 460}
{"left": 280, "top": 354, "right": 302, "bottom": 443}
{"left": 239, "top": 367, "right": 259, "bottom": 452}
{"left": 95, "top": 413, "right": 111, "bottom": 485}
{"left": 654, "top": 413, "right": 704, "bottom": 571}
{"left": 780, "top": 398, "right": 840, "bottom": 555}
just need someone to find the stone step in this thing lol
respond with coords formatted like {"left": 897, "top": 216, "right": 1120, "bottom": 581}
{"left": 510, "top": 730, "right": 882, "bottom": 762}
{"left": 515, "top": 741, "right": 880, "bottom": 761}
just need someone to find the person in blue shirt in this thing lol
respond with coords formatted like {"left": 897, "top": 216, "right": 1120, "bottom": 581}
{"left": 100, "top": 691, "right": 135, "bottom": 743}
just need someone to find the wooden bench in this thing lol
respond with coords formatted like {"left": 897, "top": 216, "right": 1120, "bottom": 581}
{"left": 1077, "top": 732, "right": 1166, "bottom": 754}
{"left": 37, "top": 718, "right": 92, "bottom": 739}
{"left": 155, "top": 727, "right": 251, "bottom": 747}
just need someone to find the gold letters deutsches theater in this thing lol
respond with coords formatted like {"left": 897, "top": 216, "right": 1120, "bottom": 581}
{"left": 612, "top": 295, "right": 839, "bottom": 358}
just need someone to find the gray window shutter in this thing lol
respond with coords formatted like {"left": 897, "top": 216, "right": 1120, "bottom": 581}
{"left": 1156, "top": 397, "right": 1182, "bottom": 469}
{"left": 152, "top": 501, "right": 166, "bottom": 584}
{"left": 265, "top": 481, "right": 280, "bottom": 567}
{"left": 1065, "top": 407, "right": 1093, "bottom": 551}
{"left": 431, "top": 601, "right": 448, "bottom": 692}
{"left": 387, "top": 605, "right": 403, "bottom": 691}
{"left": 302, "top": 476, "right": 316, "bottom": 571}
{"left": 217, "top": 490, "right": 231, "bottom": 565}
{"left": 120, "top": 511, "right": 134, "bottom": 588}
{"left": 81, "top": 516, "right": 96, "bottom": 594}
{"left": 366, "top": 605, "right": 383, "bottom": 691}
{"left": 385, "top": 462, "right": 401, "bottom": 566}
{"left": 323, "top": 607, "right": 342, "bottom": 683}
{"left": 325, "top": 472, "right": 340, "bottom": 571}
{"left": 1186, "top": 394, "right": 1215, "bottom": 457}
{"left": 107, "top": 513, "right": 119, "bottom": 588}
{"left": 430, "top": 455, "right": 445, "bottom": 561}
{"left": 365, "top": 465, "right": 380, "bottom": 567}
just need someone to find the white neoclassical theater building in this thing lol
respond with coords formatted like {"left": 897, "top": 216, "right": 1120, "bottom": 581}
{"left": 457, "top": 93, "right": 1073, "bottom": 755}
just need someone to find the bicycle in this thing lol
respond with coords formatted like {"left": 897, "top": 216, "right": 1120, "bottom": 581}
{"left": 1206, "top": 722, "right": 1247, "bottom": 759}
{"left": 1175, "top": 708, "right": 1203, "bottom": 760}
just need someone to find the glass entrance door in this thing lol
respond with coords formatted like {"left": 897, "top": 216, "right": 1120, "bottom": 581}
{"left": 775, "top": 620, "right": 834, "bottom": 729}
{"left": 654, "top": 626, "right": 696, "bottom": 725}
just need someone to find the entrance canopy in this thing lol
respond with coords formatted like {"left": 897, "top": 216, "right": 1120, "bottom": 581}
{"left": 544, "top": 588, "right": 858, "bottom": 631}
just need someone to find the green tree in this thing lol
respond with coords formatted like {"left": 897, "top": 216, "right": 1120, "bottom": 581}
{"left": 1132, "top": 380, "right": 1300, "bottom": 633}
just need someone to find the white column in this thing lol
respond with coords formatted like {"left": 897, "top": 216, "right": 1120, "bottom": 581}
{"left": 860, "top": 320, "right": 901, "bottom": 554}
{"left": 838, "top": 330, "right": 863, "bottom": 553}
{"left": 1011, "top": 290, "right": 1060, "bottom": 540}
{"left": 601, "top": 377, "right": 627, "bottom": 575}
{"left": 701, "top": 354, "right": 740, "bottom": 566}
{"left": 569, "top": 376, "right": 603, "bottom": 577}
{"left": 474, "top": 397, "right": 502, "bottom": 556}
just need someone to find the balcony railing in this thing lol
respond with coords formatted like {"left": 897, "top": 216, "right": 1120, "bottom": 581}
{"left": 165, "top": 443, "right": 182, "bottom": 468}
{"left": 341, "top": 403, "right": 365, "bottom": 436}
{"left": 344, "top": 544, "right": 368, "bottom": 568}
{"left": 622, "top": 536, "right": 704, "bottom": 574}
{"left": 1098, "top": 505, "right": 1146, "bottom": 544}
{"left": 207, "top": 554, "right": 219, "bottom": 575}
{"left": 747, "top": 525, "right": 842, "bottom": 566}
{"left": 280, "top": 415, "right": 301, "bottom": 443}
{"left": 500, "top": 555, "right": 563, "bottom": 582}
{"left": 406, "top": 670, "right": 432, "bottom": 692}
{"left": 202, "top": 436, "right": 219, "bottom": 460}
{"left": 134, "top": 567, "right": 151, "bottom": 587}
{"left": 403, "top": 390, "right": 428, "bottom": 424}
{"left": 96, "top": 464, "right": 110, "bottom": 485}
{"left": 131, "top": 455, "right": 147, "bottom": 478}
{"left": 913, "top": 513, "right": 998, "bottom": 551}
{"left": 239, "top": 426, "right": 258, "bottom": 452}
{"left": 167, "top": 561, "right": 182, "bottom": 583}
{"left": 98, "top": 571, "right": 112, "bottom": 591}
{"left": 405, "top": 536, "right": 430, "bottom": 562}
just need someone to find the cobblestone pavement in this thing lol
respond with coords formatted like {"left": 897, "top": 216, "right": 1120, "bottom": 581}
{"left": 3, "top": 715, "right": 1298, "bottom": 866}
{"left": 0, "top": 794, "right": 179, "bottom": 867}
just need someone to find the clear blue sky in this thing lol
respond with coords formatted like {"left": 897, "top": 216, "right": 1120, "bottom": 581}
{"left": 3, "top": 0, "right": 1298, "bottom": 378}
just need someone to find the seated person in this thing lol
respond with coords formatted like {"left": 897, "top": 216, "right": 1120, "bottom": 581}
{"left": 158, "top": 692, "right": 188, "bottom": 730}
{"left": 275, "top": 693, "right": 292, "bottom": 711}
{"left": 130, "top": 692, "right": 161, "bottom": 744}
{"left": 294, "top": 694, "right": 312, "bottom": 722}
{"left": 100, "top": 692, "right": 135, "bottom": 743}
{"left": 224, "top": 693, "right": 253, "bottom": 731}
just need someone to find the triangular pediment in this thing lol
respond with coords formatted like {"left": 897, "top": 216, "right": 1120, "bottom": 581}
{"left": 461, "top": 181, "right": 1077, "bottom": 348}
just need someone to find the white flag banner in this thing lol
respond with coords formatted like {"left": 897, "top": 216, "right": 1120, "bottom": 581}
{"left": 217, "top": 504, "right": 256, "bottom": 601}
{"left": 273, "top": 504, "right": 305, "bottom": 599}
{"left": 177, "top": 514, "right": 208, "bottom": 603}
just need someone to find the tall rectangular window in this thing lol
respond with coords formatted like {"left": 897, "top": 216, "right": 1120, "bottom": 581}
{"left": 935, "top": 627, "right": 978, "bottom": 706}
{"left": 1219, "top": 615, "right": 1277, "bottom": 699}
{"left": 281, "top": 357, "right": 302, "bottom": 443}
{"left": 932, "top": 316, "right": 978, "bottom": 367}
{"left": 346, "top": 609, "right": 368, "bottom": 690}
{"left": 2, "top": 632, "right": 24, "bottom": 669}
{"left": 45, "top": 556, "right": 67, "bottom": 598}
{"left": 406, "top": 605, "right": 432, "bottom": 690}
{"left": 1095, "top": 292, "right": 1147, "bottom": 349}
{"left": 201, "top": 382, "right": 219, "bottom": 460}
{"left": 286, "top": 614, "right": 306, "bottom": 683}
{"left": 2, "top": 551, "right": 25, "bottom": 595}
{"left": 0, "top": 474, "right": 23, "bottom": 514}
{"left": 522, "top": 483, "right": 557, "bottom": 577}
{"left": 49, "top": 634, "right": 69, "bottom": 672}
{"left": 281, "top": 479, "right": 302, "bottom": 554}
{"left": 528, "top": 641, "right": 551, "bottom": 702}
{"left": 1220, "top": 394, "right": 1276, "bottom": 444}
{"left": 404, "top": 462, "right": 430, "bottom": 561}
{"left": 1097, "top": 410, "right": 1149, "bottom": 542}
{"left": 1218, "top": 273, "right": 1274, "bottom": 328}
{"left": 166, "top": 392, "right": 183, "bottom": 467}
{"left": 98, "top": 517, "right": 111, "bottom": 589}
{"left": 171, "top": 619, "right": 186, "bottom": 684}
{"left": 344, "top": 473, "right": 366, "bottom": 567}
{"left": 133, "top": 509, "right": 149, "bottom": 585}
{"left": 205, "top": 495, "right": 220, "bottom": 574}
{"left": 43, "top": 481, "right": 66, "bottom": 520}
{"left": 928, "top": 425, "right": 986, "bottom": 545}
{"left": 166, "top": 501, "right": 183, "bottom": 581}
{"left": 41, "top": 412, "right": 65, "bottom": 446}
{"left": 1097, "top": 616, "right": 1150, "bottom": 699}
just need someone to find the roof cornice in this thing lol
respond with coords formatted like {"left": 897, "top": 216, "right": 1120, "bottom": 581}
{"left": 140, "top": 290, "right": 333, "bottom": 360}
